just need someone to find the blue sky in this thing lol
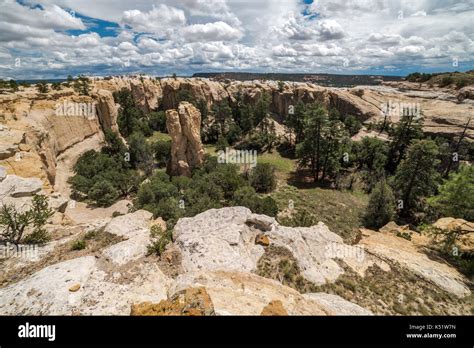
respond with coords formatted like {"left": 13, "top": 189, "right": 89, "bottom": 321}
{"left": 1, "top": 0, "right": 473, "bottom": 79}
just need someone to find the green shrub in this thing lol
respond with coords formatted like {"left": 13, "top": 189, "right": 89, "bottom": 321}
{"left": 88, "top": 180, "right": 119, "bottom": 207}
{"left": 428, "top": 165, "right": 473, "bottom": 221}
{"left": 279, "top": 210, "right": 316, "bottom": 227}
{"left": 153, "top": 140, "right": 171, "bottom": 166}
{"left": 36, "top": 81, "right": 49, "bottom": 93}
{"left": 249, "top": 163, "right": 277, "bottom": 193}
{"left": 0, "top": 194, "right": 54, "bottom": 245}
{"left": 147, "top": 224, "right": 173, "bottom": 256}
{"left": 439, "top": 76, "right": 453, "bottom": 87}
{"left": 148, "top": 111, "right": 167, "bottom": 132}
{"left": 363, "top": 180, "right": 395, "bottom": 229}
{"left": 71, "top": 240, "right": 86, "bottom": 251}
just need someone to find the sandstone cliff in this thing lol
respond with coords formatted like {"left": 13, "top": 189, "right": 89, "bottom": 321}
{"left": 1, "top": 74, "right": 472, "bottom": 193}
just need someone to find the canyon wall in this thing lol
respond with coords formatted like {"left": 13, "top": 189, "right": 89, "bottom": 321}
{"left": 1, "top": 76, "right": 472, "bottom": 191}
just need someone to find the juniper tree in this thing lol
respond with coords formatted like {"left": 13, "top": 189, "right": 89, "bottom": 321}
{"left": 296, "top": 103, "right": 328, "bottom": 181}
{"left": 363, "top": 180, "right": 396, "bottom": 229}
{"left": 0, "top": 194, "right": 53, "bottom": 245}
{"left": 386, "top": 113, "right": 424, "bottom": 172}
{"left": 392, "top": 139, "right": 440, "bottom": 218}
{"left": 429, "top": 165, "right": 473, "bottom": 221}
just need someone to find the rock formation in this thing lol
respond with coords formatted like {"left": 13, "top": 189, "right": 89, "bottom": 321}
{"left": 173, "top": 207, "right": 388, "bottom": 285}
{"left": 0, "top": 75, "right": 472, "bottom": 191}
{"left": 0, "top": 75, "right": 472, "bottom": 316}
{"left": 0, "top": 206, "right": 471, "bottom": 315}
{"left": 166, "top": 102, "right": 205, "bottom": 177}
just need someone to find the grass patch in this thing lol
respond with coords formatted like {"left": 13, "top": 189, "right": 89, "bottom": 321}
{"left": 258, "top": 151, "right": 295, "bottom": 177}
{"left": 204, "top": 144, "right": 217, "bottom": 156}
{"left": 272, "top": 184, "right": 368, "bottom": 242}
{"left": 147, "top": 131, "right": 171, "bottom": 143}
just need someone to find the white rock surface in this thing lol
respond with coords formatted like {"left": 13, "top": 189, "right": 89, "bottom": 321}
{"left": 0, "top": 252, "right": 170, "bottom": 315}
{"left": 102, "top": 236, "right": 149, "bottom": 266}
{"left": 101, "top": 210, "right": 153, "bottom": 265}
{"left": 0, "top": 175, "right": 42, "bottom": 198}
{"left": 303, "top": 293, "right": 373, "bottom": 315}
{"left": 104, "top": 209, "right": 152, "bottom": 238}
{"left": 0, "top": 166, "right": 6, "bottom": 182}
{"left": 359, "top": 229, "right": 471, "bottom": 297}
{"left": 169, "top": 270, "right": 372, "bottom": 315}
{"left": 174, "top": 207, "right": 387, "bottom": 284}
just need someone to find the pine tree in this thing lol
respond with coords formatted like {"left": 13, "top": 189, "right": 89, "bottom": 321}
{"left": 286, "top": 100, "right": 305, "bottom": 144}
{"left": 363, "top": 180, "right": 396, "bottom": 229}
{"left": 386, "top": 113, "right": 424, "bottom": 172}
{"left": 392, "top": 139, "right": 440, "bottom": 218}
{"left": 296, "top": 103, "right": 328, "bottom": 181}
{"left": 428, "top": 165, "right": 474, "bottom": 221}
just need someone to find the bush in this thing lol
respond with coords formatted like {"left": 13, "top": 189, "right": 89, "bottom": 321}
{"left": 363, "top": 180, "right": 396, "bottom": 229}
{"left": 439, "top": 76, "right": 453, "bottom": 87}
{"left": 279, "top": 210, "right": 316, "bottom": 227}
{"left": 152, "top": 197, "right": 181, "bottom": 221}
{"left": 0, "top": 194, "right": 54, "bottom": 245}
{"left": 71, "top": 240, "right": 86, "bottom": 251}
{"left": 128, "top": 132, "right": 154, "bottom": 175}
{"left": 36, "top": 81, "right": 49, "bottom": 93}
{"left": 343, "top": 115, "right": 362, "bottom": 136}
{"left": 153, "top": 140, "right": 171, "bottom": 167}
{"left": 249, "top": 163, "right": 277, "bottom": 193}
{"left": 73, "top": 76, "right": 91, "bottom": 96}
{"left": 148, "top": 111, "right": 167, "bottom": 132}
{"left": 88, "top": 180, "right": 119, "bottom": 207}
{"left": 215, "top": 136, "right": 229, "bottom": 152}
{"left": 456, "top": 79, "right": 468, "bottom": 89}
{"left": 51, "top": 82, "right": 62, "bottom": 91}
{"left": 256, "top": 196, "right": 279, "bottom": 217}
{"left": 232, "top": 186, "right": 278, "bottom": 217}
{"left": 69, "top": 132, "right": 138, "bottom": 205}
{"left": 147, "top": 224, "right": 173, "bottom": 256}
{"left": 428, "top": 165, "right": 474, "bottom": 221}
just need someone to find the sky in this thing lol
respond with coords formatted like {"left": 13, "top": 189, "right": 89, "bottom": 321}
{"left": 0, "top": 0, "right": 473, "bottom": 79}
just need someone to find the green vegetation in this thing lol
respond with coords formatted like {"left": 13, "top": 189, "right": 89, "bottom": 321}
{"left": 249, "top": 163, "right": 277, "bottom": 193}
{"left": 273, "top": 185, "right": 368, "bottom": 242}
{"left": 68, "top": 131, "right": 138, "bottom": 207}
{"left": 135, "top": 157, "right": 279, "bottom": 227}
{"left": 428, "top": 165, "right": 474, "bottom": 221}
{"left": 0, "top": 79, "right": 21, "bottom": 91}
{"left": 113, "top": 88, "right": 151, "bottom": 137}
{"left": 0, "top": 195, "right": 54, "bottom": 245}
{"left": 67, "top": 79, "right": 473, "bottom": 263}
{"left": 363, "top": 180, "right": 396, "bottom": 229}
{"left": 406, "top": 71, "right": 474, "bottom": 89}
{"left": 147, "top": 224, "right": 173, "bottom": 256}
{"left": 36, "top": 81, "right": 49, "bottom": 93}
{"left": 73, "top": 75, "right": 91, "bottom": 96}
{"left": 295, "top": 103, "right": 350, "bottom": 182}
{"left": 71, "top": 239, "right": 86, "bottom": 251}
{"left": 392, "top": 139, "right": 440, "bottom": 220}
